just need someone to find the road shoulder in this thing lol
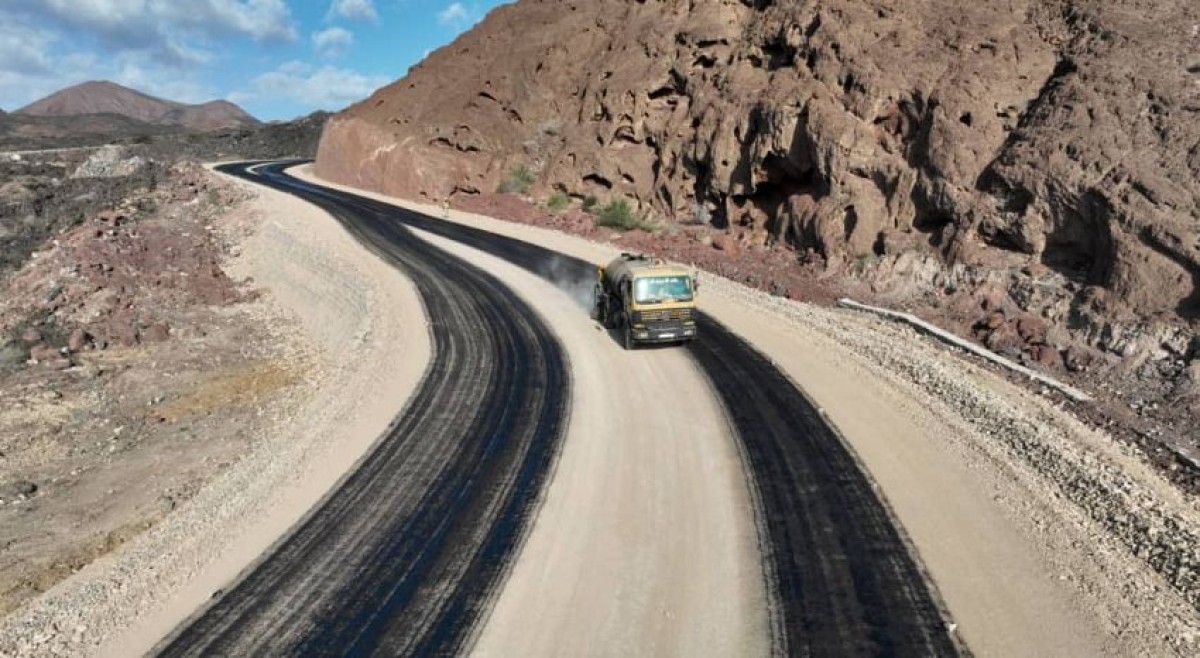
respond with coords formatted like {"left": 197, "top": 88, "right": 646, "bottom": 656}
{"left": 291, "top": 164, "right": 1200, "bottom": 656}
{"left": 0, "top": 168, "right": 432, "bottom": 657}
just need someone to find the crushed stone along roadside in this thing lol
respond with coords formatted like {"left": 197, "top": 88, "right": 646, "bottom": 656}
{"left": 0, "top": 167, "right": 430, "bottom": 658}
{"left": 697, "top": 275, "right": 1200, "bottom": 654}
{"left": 443, "top": 193, "right": 1200, "bottom": 498}
{"left": 291, "top": 164, "right": 1200, "bottom": 656}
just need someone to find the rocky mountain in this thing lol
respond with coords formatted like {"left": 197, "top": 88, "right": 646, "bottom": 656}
{"left": 17, "top": 81, "right": 259, "bottom": 131}
{"left": 158, "top": 100, "right": 260, "bottom": 132}
{"left": 316, "top": 0, "right": 1200, "bottom": 331}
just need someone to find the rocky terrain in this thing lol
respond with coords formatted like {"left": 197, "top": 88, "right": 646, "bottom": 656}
{"left": 17, "top": 81, "right": 259, "bottom": 132}
{"left": 0, "top": 112, "right": 177, "bottom": 153}
{"left": 0, "top": 166, "right": 423, "bottom": 657}
{"left": 131, "top": 111, "right": 331, "bottom": 164}
{"left": 316, "top": 0, "right": 1199, "bottom": 470}
{"left": 0, "top": 162, "right": 311, "bottom": 617}
{"left": 1, "top": 113, "right": 328, "bottom": 278}
{"left": 0, "top": 108, "right": 328, "bottom": 621}
{"left": 0, "top": 150, "right": 163, "bottom": 274}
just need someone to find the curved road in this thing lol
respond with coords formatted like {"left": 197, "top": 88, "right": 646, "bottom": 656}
{"left": 157, "top": 162, "right": 568, "bottom": 656}
{"left": 159, "top": 161, "right": 960, "bottom": 656}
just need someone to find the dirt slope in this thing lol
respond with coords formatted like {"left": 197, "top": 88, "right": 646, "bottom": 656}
{"left": 17, "top": 81, "right": 259, "bottom": 131}
{"left": 415, "top": 230, "right": 768, "bottom": 657}
{"left": 0, "top": 169, "right": 430, "bottom": 657}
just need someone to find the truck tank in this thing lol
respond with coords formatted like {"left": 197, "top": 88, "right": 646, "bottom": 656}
{"left": 593, "top": 253, "right": 698, "bottom": 349}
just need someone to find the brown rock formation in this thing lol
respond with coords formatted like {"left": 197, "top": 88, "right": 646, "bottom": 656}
{"left": 316, "top": 0, "right": 1200, "bottom": 322}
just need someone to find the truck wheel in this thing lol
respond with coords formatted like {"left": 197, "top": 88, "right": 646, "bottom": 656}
{"left": 622, "top": 320, "right": 634, "bottom": 351}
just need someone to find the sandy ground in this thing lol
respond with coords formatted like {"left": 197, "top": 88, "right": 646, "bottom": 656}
{"left": 293, "top": 165, "right": 1200, "bottom": 657}
{"left": 6, "top": 158, "right": 1193, "bottom": 655}
{"left": 0, "top": 171, "right": 430, "bottom": 656}
{"left": 414, "top": 229, "right": 769, "bottom": 657}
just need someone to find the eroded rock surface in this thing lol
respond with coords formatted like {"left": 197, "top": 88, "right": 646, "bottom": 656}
{"left": 317, "top": 0, "right": 1200, "bottom": 326}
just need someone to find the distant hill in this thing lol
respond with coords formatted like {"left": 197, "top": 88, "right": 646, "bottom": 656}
{"left": 0, "top": 112, "right": 175, "bottom": 151}
{"left": 16, "top": 81, "right": 259, "bottom": 131}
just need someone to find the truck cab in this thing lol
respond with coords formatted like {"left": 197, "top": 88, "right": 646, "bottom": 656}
{"left": 593, "top": 253, "right": 698, "bottom": 349}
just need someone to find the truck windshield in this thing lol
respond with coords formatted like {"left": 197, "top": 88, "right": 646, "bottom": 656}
{"left": 634, "top": 275, "right": 693, "bottom": 304}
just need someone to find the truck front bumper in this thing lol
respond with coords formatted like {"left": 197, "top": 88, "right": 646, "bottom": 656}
{"left": 632, "top": 324, "right": 697, "bottom": 343}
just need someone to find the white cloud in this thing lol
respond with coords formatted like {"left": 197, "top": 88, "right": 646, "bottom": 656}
{"left": 236, "top": 60, "right": 388, "bottom": 110}
{"left": 312, "top": 27, "right": 353, "bottom": 58}
{"left": 277, "top": 60, "right": 313, "bottom": 76}
{"left": 5, "top": 0, "right": 298, "bottom": 66}
{"left": 152, "top": 0, "right": 298, "bottom": 41}
{"left": 327, "top": 0, "right": 377, "bottom": 23}
{"left": 111, "top": 58, "right": 215, "bottom": 104}
{"left": 0, "top": 15, "right": 54, "bottom": 75}
{"left": 0, "top": 48, "right": 216, "bottom": 110}
{"left": 0, "top": 8, "right": 228, "bottom": 110}
{"left": 436, "top": 2, "right": 471, "bottom": 27}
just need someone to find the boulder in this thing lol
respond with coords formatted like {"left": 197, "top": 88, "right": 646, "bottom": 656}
{"left": 711, "top": 233, "right": 739, "bottom": 255}
{"left": 1035, "top": 345, "right": 1063, "bottom": 369}
{"left": 67, "top": 327, "right": 91, "bottom": 352}
{"left": 29, "top": 344, "right": 60, "bottom": 362}
{"left": 1017, "top": 316, "right": 1048, "bottom": 344}
{"left": 984, "top": 323, "right": 1023, "bottom": 356}
{"left": 141, "top": 322, "right": 170, "bottom": 342}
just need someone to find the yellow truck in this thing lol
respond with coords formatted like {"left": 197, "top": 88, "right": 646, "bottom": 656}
{"left": 592, "top": 253, "right": 699, "bottom": 349}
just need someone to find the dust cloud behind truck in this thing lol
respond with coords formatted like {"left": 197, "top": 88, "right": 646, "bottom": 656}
{"left": 592, "top": 253, "right": 698, "bottom": 349}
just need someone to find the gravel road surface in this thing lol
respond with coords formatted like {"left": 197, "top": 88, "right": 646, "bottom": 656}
{"left": 8, "top": 157, "right": 1194, "bottom": 657}
{"left": 155, "top": 162, "right": 570, "bottom": 656}
{"left": 260, "top": 163, "right": 958, "bottom": 655}
{"left": 295, "top": 164, "right": 1200, "bottom": 656}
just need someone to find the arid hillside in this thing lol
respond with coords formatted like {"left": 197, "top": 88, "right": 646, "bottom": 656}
{"left": 316, "top": 0, "right": 1200, "bottom": 332}
{"left": 17, "top": 81, "right": 259, "bottom": 132}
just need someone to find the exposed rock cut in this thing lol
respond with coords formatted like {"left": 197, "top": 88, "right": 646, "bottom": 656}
{"left": 316, "top": 0, "right": 1200, "bottom": 326}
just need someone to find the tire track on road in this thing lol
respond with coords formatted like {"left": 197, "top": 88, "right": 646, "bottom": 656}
{"left": 156, "top": 163, "right": 568, "bottom": 656}
{"left": 282, "top": 166, "right": 960, "bottom": 656}
{"left": 688, "top": 318, "right": 956, "bottom": 656}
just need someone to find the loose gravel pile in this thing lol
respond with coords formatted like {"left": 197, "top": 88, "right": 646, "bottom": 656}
{"left": 700, "top": 272, "right": 1200, "bottom": 653}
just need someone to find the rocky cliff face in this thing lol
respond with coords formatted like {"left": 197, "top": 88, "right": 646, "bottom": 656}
{"left": 317, "top": 0, "right": 1200, "bottom": 326}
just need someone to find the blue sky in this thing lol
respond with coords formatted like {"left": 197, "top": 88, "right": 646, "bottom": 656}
{"left": 0, "top": 0, "right": 508, "bottom": 121}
